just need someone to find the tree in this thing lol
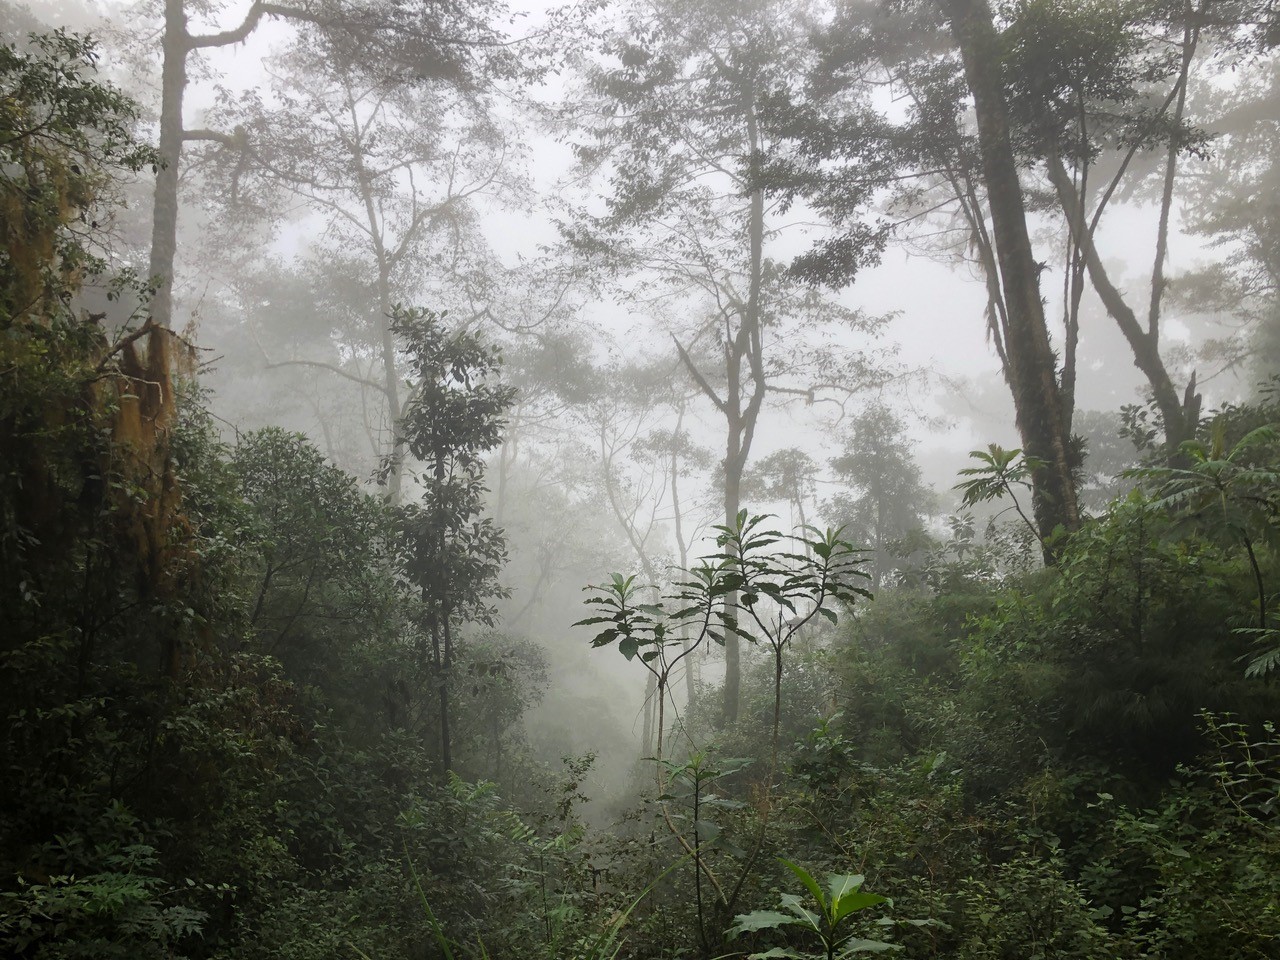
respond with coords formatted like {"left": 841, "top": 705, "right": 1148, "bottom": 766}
{"left": 0, "top": 28, "right": 197, "bottom": 680}
{"left": 197, "top": 33, "right": 517, "bottom": 501}
{"left": 1177, "top": 54, "right": 1280, "bottom": 384}
{"left": 394, "top": 307, "right": 515, "bottom": 774}
{"left": 999, "top": 0, "right": 1210, "bottom": 450}
{"left": 585, "top": 357, "right": 689, "bottom": 753}
{"left": 139, "top": 0, "right": 515, "bottom": 329}
{"left": 230, "top": 427, "right": 402, "bottom": 711}
{"left": 1, "top": 34, "right": 226, "bottom": 955}
{"left": 569, "top": 0, "right": 893, "bottom": 720}
{"left": 743, "top": 447, "right": 820, "bottom": 531}
{"left": 936, "top": 0, "right": 1082, "bottom": 551}
{"left": 0, "top": 30, "right": 156, "bottom": 320}
{"left": 826, "top": 404, "right": 936, "bottom": 588}
{"left": 763, "top": 0, "right": 1081, "bottom": 559}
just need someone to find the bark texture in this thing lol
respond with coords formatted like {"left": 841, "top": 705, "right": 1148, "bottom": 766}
{"left": 939, "top": 0, "right": 1081, "bottom": 557}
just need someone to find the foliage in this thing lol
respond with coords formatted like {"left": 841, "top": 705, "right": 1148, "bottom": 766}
{"left": 394, "top": 305, "right": 516, "bottom": 771}
{"left": 1128, "top": 418, "right": 1279, "bottom": 662}
{"left": 580, "top": 513, "right": 870, "bottom": 759}
{"left": 729, "top": 858, "right": 897, "bottom": 959}
{"left": 395, "top": 306, "right": 515, "bottom": 626}
{"left": 7, "top": 12, "right": 1280, "bottom": 960}
{"left": 230, "top": 427, "right": 402, "bottom": 706}
{"left": 825, "top": 405, "right": 936, "bottom": 588}
{"left": 954, "top": 444, "right": 1048, "bottom": 547}
{"left": 0, "top": 29, "right": 156, "bottom": 317}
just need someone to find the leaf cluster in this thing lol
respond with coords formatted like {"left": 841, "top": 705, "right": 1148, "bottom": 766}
{"left": 729, "top": 858, "right": 897, "bottom": 959}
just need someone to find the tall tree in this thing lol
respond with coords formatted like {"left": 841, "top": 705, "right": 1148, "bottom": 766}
{"left": 826, "top": 404, "right": 936, "bottom": 588}
{"left": 395, "top": 308, "right": 515, "bottom": 774}
{"left": 195, "top": 32, "right": 517, "bottom": 500}
{"left": 580, "top": 357, "right": 717, "bottom": 745}
{"left": 936, "top": 0, "right": 1081, "bottom": 553}
{"left": 1176, "top": 44, "right": 1280, "bottom": 384}
{"left": 137, "top": 0, "right": 514, "bottom": 328}
{"left": 999, "top": 0, "right": 1212, "bottom": 449}
{"left": 568, "top": 0, "right": 892, "bottom": 720}
{"left": 765, "top": 0, "right": 1234, "bottom": 550}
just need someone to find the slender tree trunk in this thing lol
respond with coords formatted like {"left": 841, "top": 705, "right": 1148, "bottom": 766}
{"left": 939, "top": 0, "right": 1081, "bottom": 559}
{"left": 377, "top": 304, "right": 404, "bottom": 504}
{"left": 669, "top": 411, "right": 698, "bottom": 715}
{"left": 671, "top": 86, "right": 769, "bottom": 722}
{"left": 722, "top": 435, "right": 743, "bottom": 724}
{"left": 149, "top": 0, "right": 188, "bottom": 329}
{"left": 352, "top": 125, "right": 405, "bottom": 503}
{"left": 654, "top": 677, "right": 666, "bottom": 765}
{"left": 721, "top": 92, "right": 769, "bottom": 723}
{"left": 1043, "top": 151, "right": 1198, "bottom": 450}
{"left": 441, "top": 614, "right": 453, "bottom": 773}
{"left": 641, "top": 671, "right": 655, "bottom": 758}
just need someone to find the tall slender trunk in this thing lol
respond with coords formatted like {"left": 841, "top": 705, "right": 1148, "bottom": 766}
{"left": 721, "top": 91, "right": 768, "bottom": 723}
{"left": 669, "top": 410, "right": 697, "bottom": 715}
{"left": 430, "top": 452, "right": 452, "bottom": 773}
{"left": 149, "top": 0, "right": 188, "bottom": 329}
{"left": 352, "top": 119, "right": 405, "bottom": 503}
{"left": 641, "top": 671, "right": 655, "bottom": 758}
{"left": 378, "top": 303, "right": 404, "bottom": 504}
{"left": 671, "top": 84, "right": 769, "bottom": 721}
{"left": 939, "top": 0, "right": 1081, "bottom": 559}
{"left": 721, "top": 437, "right": 743, "bottom": 724}
{"left": 441, "top": 614, "right": 453, "bottom": 773}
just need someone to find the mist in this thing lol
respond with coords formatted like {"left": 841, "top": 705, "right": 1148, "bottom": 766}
{"left": 3, "top": 0, "right": 1279, "bottom": 956}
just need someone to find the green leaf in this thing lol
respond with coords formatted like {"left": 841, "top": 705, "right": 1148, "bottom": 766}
{"left": 831, "top": 890, "right": 889, "bottom": 926}
{"left": 778, "top": 894, "right": 824, "bottom": 932}
{"left": 837, "top": 938, "right": 900, "bottom": 955}
{"left": 827, "top": 873, "right": 865, "bottom": 906}
{"left": 729, "top": 910, "right": 804, "bottom": 936}
{"left": 779, "top": 858, "right": 826, "bottom": 912}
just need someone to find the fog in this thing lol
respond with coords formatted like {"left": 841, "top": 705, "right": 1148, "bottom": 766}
{"left": 4, "top": 0, "right": 1279, "bottom": 954}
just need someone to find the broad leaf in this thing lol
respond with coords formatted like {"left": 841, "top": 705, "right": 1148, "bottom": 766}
{"left": 837, "top": 937, "right": 900, "bottom": 955}
{"left": 729, "top": 910, "right": 804, "bottom": 936}
{"left": 779, "top": 858, "right": 827, "bottom": 912}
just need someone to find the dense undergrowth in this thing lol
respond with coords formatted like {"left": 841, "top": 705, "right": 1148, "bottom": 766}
{"left": 3, "top": 25, "right": 1280, "bottom": 960}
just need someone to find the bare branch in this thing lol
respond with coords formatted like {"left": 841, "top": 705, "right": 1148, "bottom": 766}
{"left": 265, "top": 358, "right": 390, "bottom": 395}
{"left": 672, "top": 334, "right": 726, "bottom": 414}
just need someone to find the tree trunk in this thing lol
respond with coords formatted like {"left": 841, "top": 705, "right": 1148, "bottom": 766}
{"left": 353, "top": 127, "right": 405, "bottom": 504}
{"left": 721, "top": 435, "right": 743, "bottom": 724}
{"left": 1042, "top": 150, "right": 1198, "bottom": 450}
{"left": 641, "top": 671, "right": 655, "bottom": 758}
{"left": 671, "top": 85, "right": 769, "bottom": 720}
{"left": 669, "top": 414, "right": 698, "bottom": 715}
{"left": 721, "top": 94, "right": 769, "bottom": 723}
{"left": 441, "top": 614, "right": 453, "bottom": 773}
{"left": 939, "top": 0, "right": 1081, "bottom": 559}
{"left": 148, "top": 0, "right": 188, "bottom": 329}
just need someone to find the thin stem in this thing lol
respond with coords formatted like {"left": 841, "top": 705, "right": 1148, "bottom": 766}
{"left": 1242, "top": 534, "right": 1268, "bottom": 631}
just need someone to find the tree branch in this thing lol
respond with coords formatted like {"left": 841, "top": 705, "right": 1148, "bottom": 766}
{"left": 265, "top": 358, "right": 390, "bottom": 395}
{"left": 672, "top": 334, "right": 727, "bottom": 414}
{"left": 187, "top": 2, "right": 270, "bottom": 49}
